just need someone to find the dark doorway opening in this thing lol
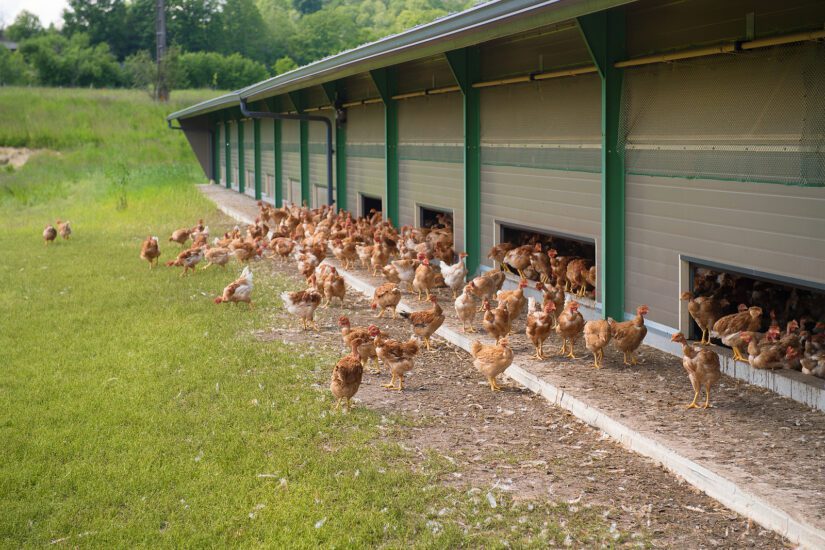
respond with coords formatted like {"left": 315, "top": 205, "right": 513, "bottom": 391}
{"left": 420, "top": 205, "right": 453, "bottom": 231}
{"left": 360, "top": 194, "right": 382, "bottom": 218}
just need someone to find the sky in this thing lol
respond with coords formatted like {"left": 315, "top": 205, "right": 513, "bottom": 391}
{"left": 0, "top": 0, "right": 68, "bottom": 30}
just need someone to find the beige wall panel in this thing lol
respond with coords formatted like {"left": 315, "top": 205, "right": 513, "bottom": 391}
{"left": 260, "top": 119, "right": 275, "bottom": 191}
{"left": 625, "top": 175, "right": 825, "bottom": 329}
{"left": 479, "top": 166, "right": 601, "bottom": 298}
{"left": 229, "top": 121, "right": 239, "bottom": 190}
{"left": 346, "top": 158, "right": 385, "bottom": 217}
{"left": 399, "top": 160, "right": 464, "bottom": 252}
{"left": 218, "top": 124, "right": 226, "bottom": 185}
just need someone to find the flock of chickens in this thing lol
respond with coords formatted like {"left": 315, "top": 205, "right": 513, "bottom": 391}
{"left": 60, "top": 195, "right": 820, "bottom": 414}
{"left": 42, "top": 220, "right": 72, "bottom": 244}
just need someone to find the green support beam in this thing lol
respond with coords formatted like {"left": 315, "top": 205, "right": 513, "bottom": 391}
{"left": 253, "top": 117, "right": 262, "bottom": 200}
{"left": 578, "top": 9, "right": 626, "bottom": 321}
{"left": 445, "top": 47, "right": 481, "bottom": 276}
{"left": 224, "top": 118, "right": 231, "bottom": 189}
{"left": 237, "top": 117, "right": 245, "bottom": 194}
{"left": 212, "top": 118, "right": 220, "bottom": 184}
{"left": 289, "top": 91, "right": 310, "bottom": 205}
{"left": 267, "top": 97, "right": 283, "bottom": 207}
{"left": 322, "top": 82, "right": 347, "bottom": 211}
{"left": 369, "top": 68, "right": 399, "bottom": 226}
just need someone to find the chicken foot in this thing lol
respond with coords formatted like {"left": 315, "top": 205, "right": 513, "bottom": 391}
{"left": 382, "top": 373, "right": 405, "bottom": 391}
{"left": 592, "top": 349, "right": 603, "bottom": 369}
{"left": 487, "top": 376, "right": 503, "bottom": 392}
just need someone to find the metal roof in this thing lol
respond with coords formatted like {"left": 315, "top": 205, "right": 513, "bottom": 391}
{"left": 168, "top": 0, "right": 633, "bottom": 121}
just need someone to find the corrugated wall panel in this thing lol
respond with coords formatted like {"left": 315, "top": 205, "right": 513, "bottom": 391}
{"left": 218, "top": 124, "right": 226, "bottom": 186}
{"left": 398, "top": 93, "right": 464, "bottom": 251}
{"left": 346, "top": 104, "right": 385, "bottom": 215}
{"left": 229, "top": 121, "right": 239, "bottom": 191}
{"left": 244, "top": 119, "right": 255, "bottom": 196}
{"left": 260, "top": 119, "right": 275, "bottom": 200}
{"left": 480, "top": 75, "right": 601, "bottom": 298}
{"left": 282, "top": 120, "right": 300, "bottom": 205}
{"left": 625, "top": 175, "right": 825, "bottom": 329}
{"left": 309, "top": 112, "right": 335, "bottom": 208}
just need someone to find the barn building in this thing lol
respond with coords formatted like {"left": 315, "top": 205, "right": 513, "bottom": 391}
{"left": 169, "top": 0, "right": 825, "bottom": 402}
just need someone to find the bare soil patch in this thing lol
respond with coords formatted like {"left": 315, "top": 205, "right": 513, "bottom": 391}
{"left": 254, "top": 257, "right": 788, "bottom": 548}
{"left": 0, "top": 147, "right": 42, "bottom": 169}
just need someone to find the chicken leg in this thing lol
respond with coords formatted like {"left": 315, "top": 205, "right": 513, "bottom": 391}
{"left": 592, "top": 349, "right": 603, "bottom": 369}
{"left": 703, "top": 386, "right": 712, "bottom": 409}
{"left": 382, "top": 373, "right": 398, "bottom": 389}
{"left": 533, "top": 343, "right": 544, "bottom": 360}
{"left": 487, "top": 376, "right": 503, "bottom": 392}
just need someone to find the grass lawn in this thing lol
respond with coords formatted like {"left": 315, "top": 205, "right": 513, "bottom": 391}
{"left": 0, "top": 88, "right": 619, "bottom": 547}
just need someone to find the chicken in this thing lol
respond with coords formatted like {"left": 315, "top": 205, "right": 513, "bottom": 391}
{"left": 139, "top": 235, "right": 160, "bottom": 268}
{"left": 526, "top": 298, "right": 555, "bottom": 359}
{"left": 482, "top": 299, "right": 511, "bottom": 344}
{"left": 583, "top": 318, "right": 612, "bottom": 369}
{"left": 391, "top": 259, "right": 419, "bottom": 291}
{"left": 566, "top": 259, "right": 593, "bottom": 298}
{"left": 555, "top": 300, "right": 585, "bottom": 358}
{"left": 370, "top": 238, "right": 390, "bottom": 276}
{"left": 337, "top": 317, "right": 381, "bottom": 371}
{"left": 487, "top": 243, "right": 515, "bottom": 271}
{"left": 214, "top": 266, "right": 254, "bottom": 307}
{"left": 471, "top": 338, "right": 514, "bottom": 392}
{"left": 269, "top": 237, "right": 295, "bottom": 262}
{"left": 169, "top": 228, "right": 192, "bottom": 246}
{"left": 412, "top": 255, "right": 437, "bottom": 302}
{"left": 711, "top": 306, "right": 763, "bottom": 362}
{"left": 331, "top": 239, "right": 358, "bottom": 269}
{"left": 330, "top": 337, "right": 365, "bottom": 412}
{"left": 399, "top": 295, "right": 444, "bottom": 351}
{"left": 232, "top": 241, "right": 258, "bottom": 264}
{"left": 530, "top": 243, "right": 553, "bottom": 283}
{"left": 382, "top": 264, "right": 401, "bottom": 284}
{"left": 321, "top": 266, "right": 346, "bottom": 307}
{"left": 369, "top": 326, "right": 420, "bottom": 391}
{"left": 191, "top": 226, "right": 209, "bottom": 247}
{"left": 56, "top": 219, "right": 72, "bottom": 240}
{"left": 496, "top": 279, "right": 529, "bottom": 328}
{"left": 281, "top": 288, "right": 322, "bottom": 330}
{"left": 355, "top": 244, "right": 374, "bottom": 269}
{"left": 469, "top": 270, "right": 506, "bottom": 310}
{"left": 203, "top": 246, "right": 231, "bottom": 269}
{"left": 165, "top": 246, "right": 204, "bottom": 276}
{"left": 680, "top": 291, "right": 726, "bottom": 345}
{"left": 609, "top": 305, "right": 649, "bottom": 365}
{"left": 671, "top": 332, "right": 721, "bottom": 409}
{"left": 548, "top": 249, "right": 573, "bottom": 290}
{"left": 535, "top": 281, "right": 565, "bottom": 325}
{"left": 503, "top": 245, "right": 534, "bottom": 279}
{"left": 742, "top": 333, "right": 786, "bottom": 370}
{"left": 586, "top": 265, "right": 597, "bottom": 292}
{"left": 454, "top": 283, "right": 477, "bottom": 333}
{"left": 440, "top": 252, "right": 468, "bottom": 299}
{"left": 43, "top": 224, "right": 57, "bottom": 245}
{"left": 371, "top": 282, "right": 401, "bottom": 319}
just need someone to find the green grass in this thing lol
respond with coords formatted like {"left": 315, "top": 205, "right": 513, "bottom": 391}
{"left": 0, "top": 87, "right": 622, "bottom": 547}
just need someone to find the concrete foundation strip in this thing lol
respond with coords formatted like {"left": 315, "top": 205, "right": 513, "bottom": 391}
{"left": 200, "top": 186, "right": 825, "bottom": 549}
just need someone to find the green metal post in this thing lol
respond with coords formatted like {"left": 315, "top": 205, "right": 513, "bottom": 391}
{"left": 212, "top": 120, "right": 219, "bottom": 184}
{"left": 289, "top": 91, "right": 310, "bottom": 205}
{"left": 370, "top": 68, "right": 399, "bottom": 226}
{"left": 322, "top": 82, "right": 347, "bottom": 211}
{"left": 445, "top": 47, "right": 481, "bottom": 276}
{"left": 578, "top": 9, "right": 626, "bottom": 321}
{"left": 274, "top": 119, "right": 283, "bottom": 207}
{"left": 237, "top": 117, "right": 245, "bottom": 194}
{"left": 224, "top": 119, "right": 231, "bottom": 188}
{"left": 253, "top": 117, "right": 262, "bottom": 200}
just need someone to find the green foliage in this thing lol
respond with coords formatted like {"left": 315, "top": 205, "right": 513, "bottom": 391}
{"left": 289, "top": 4, "right": 369, "bottom": 65}
{"left": 19, "top": 32, "right": 122, "bottom": 87}
{"left": 0, "top": 48, "right": 32, "bottom": 86}
{"left": 4, "top": 10, "right": 44, "bottom": 42}
{"left": 123, "top": 46, "right": 187, "bottom": 97}
{"left": 273, "top": 55, "right": 298, "bottom": 75}
{"left": 62, "top": 0, "right": 133, "bottom": 59}
{"left": 179, "top": 51, "right": 270, "bottom": 90}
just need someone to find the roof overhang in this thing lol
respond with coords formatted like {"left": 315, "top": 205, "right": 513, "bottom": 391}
{"left": 168, "top": 0, "right": 635, "bottom": 121}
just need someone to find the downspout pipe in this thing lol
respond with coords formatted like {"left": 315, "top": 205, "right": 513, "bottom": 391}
{"left": 239, "top": 97, "right": 335, "bottom": 207}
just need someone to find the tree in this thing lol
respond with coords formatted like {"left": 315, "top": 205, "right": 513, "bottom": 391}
{"left": 288, "top": 5, "right": 367, "bottom": 65}
{"left": 5, "top": 10, "right": 44, "bottom": 42}
{"left": 273, "top": 55, "right": 297, "bottom": 75}
{"left": 124, "top": 46, "right": 185, "bottom": 96}
{"left": 19, "top": 32, "right": 123, "bottom": 87}
{"left": 0, "top": 47, "right": 32, "bottom": 85}
{"left": 62, "top": 0, "right": 135, "bottom": 59}
{"left": 218, "top": 0, "right": 274, "bottom": 63}
{"left": 292, "top": 0, "right": 323, "bottom": 15}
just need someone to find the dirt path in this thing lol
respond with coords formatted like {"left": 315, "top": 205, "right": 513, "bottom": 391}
{"left": 255, "top": 258, "right": 787, "bottom": 548}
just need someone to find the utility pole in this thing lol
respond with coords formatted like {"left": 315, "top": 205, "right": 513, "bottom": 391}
{"left": 155, "top": 0, "right": 169, "bottom": 101}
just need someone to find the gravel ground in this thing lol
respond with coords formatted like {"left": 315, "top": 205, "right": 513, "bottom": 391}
{"left": 254, "top": 257, "right": 789, "bottom": 549}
